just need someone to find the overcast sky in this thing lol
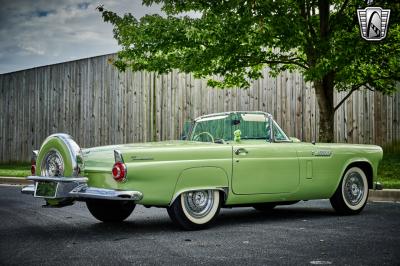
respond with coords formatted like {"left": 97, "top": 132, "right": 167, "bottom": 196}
{"left": 0, "top": 0, "right": 163, "bottom": 74}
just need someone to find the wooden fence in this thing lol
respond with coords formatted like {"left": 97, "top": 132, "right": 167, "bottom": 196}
{"left": 0, "top": 54, "right": 399, "bottom": 162}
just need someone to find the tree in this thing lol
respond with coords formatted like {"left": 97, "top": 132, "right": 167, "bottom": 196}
{"left": 98, "top": 0, "right": 400, "bottom": 142}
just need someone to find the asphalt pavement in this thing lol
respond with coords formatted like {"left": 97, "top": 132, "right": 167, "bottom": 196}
{"left": 1, "top": 185, "right": 399, "bottom": 265}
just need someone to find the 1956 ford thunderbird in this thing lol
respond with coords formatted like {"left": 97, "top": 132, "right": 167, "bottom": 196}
{"left": 22, "top": 111, "right": 383, "bottom": 230}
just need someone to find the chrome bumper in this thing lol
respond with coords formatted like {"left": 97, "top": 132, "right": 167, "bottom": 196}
{"left": 21, "top": 176, "right": 143, "bottom": 201}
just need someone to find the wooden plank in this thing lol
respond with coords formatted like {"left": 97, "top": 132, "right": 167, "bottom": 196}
{"left": 346, "top": 91, "right": 353, "bottom": 143}
{"left": 276, "top": 73, "right": 282, "bottom": 125}
{"left": 387, "top": 94, "right": 393, "bottom": 145}
{"left": 295, "top": 73, "right": 302, "bottom": 139}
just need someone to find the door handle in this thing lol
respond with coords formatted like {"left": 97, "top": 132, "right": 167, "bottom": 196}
{"left": 234, "top": 148, "right": 248, "bottom": 155}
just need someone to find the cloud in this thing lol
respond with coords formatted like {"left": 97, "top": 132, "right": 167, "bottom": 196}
{"left": 0, "top": 0, "right": 163, "bottom": 74}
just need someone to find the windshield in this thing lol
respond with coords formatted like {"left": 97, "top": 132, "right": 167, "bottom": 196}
{"left": 190, "top": 115, "right": 232, "bottom": 142}
{"left": 189, "top": 113, "right": 288, "bottom": 142}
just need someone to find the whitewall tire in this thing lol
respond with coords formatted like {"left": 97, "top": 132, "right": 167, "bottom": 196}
{"left": 330, "top": 167, "right": 369, "bottom": 215}
{"left": 167, "top": 190, "right": 221, "bottom": 230}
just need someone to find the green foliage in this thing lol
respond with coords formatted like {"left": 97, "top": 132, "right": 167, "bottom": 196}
{"left": 377, "top": 152, "right": 400, "bottom": 189}
{"left": 99, "top": 0, "right": 399, "bottom": 93}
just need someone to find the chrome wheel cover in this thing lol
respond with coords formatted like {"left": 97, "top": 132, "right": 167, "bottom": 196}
{"left": 182, "top": 190, "right": 214, "bottom": 219}
{"left": 343, "top": 171, "right": 365, "bottom": 206}
{"left": 41, "top": 149, "right": 64, "bottom": 177}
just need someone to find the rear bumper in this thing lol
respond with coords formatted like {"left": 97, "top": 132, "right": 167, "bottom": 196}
{"left": 21, "top": 176, "right": 143, "bottom": 201}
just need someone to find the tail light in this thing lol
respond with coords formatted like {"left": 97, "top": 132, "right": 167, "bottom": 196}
{"left": 112, "top": 161, "right": 126, "bottom": 182}
{"left": 112, "top": 150, "right": 127, "bottom": 182}
{"left": 31, "top": 150, "right": 38, "bottom": 176}
{"left": 30, "top": 164, "right": 36, "bottom": 175}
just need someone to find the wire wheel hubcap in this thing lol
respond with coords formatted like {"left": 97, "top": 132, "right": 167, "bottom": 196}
{"left": 343, "top": 172, "right": 365, "bottom": 206}
{"left": 41, "top": 149, "right": 64, "bottom": 177}
{"left": 182, "top": 190, "right": 214, "bottom": 219}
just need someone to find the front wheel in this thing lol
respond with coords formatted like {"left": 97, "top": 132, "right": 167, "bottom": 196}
{"left": 167, "top": 190, "right": 221, "bottom": 230}
{"left": 330, "top": 167, "right": 369, "bottom": 215}
{"left": 86, "top": 199, "right": 136, "bottom": 222}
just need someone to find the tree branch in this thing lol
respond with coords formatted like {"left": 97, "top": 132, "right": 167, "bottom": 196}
{"left": 236, "top": 55, "right": 309, "bottom": 69}
{"left": 364, "top": 84, "right": 374, "bottom": 91}
{"left": 299, "top": 1, "right": 317, "bottom": 66}
{"left": 305, "top": 1, "right": 318, "bottom": 40}
{"left": 262, "top": 59, "right": 309, "bottom": 69}
{"left": 299, "top": 1, "right": 317, "bottom": 42}
{"left": 333, "top": 84, "right": 362, "bottom": 112}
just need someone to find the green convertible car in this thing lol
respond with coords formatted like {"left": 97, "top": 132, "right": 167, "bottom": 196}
{"left": 22, "top": 111, "right": 383, "bottom": 230}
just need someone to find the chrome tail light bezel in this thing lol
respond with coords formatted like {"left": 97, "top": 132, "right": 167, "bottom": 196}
{"left": 112, "top": 150, "right": 127, "bottom": 182}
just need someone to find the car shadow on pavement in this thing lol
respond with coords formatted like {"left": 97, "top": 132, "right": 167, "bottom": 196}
{"left": 7, "top": 205, "right": 342, "bottom": 240}
{"left": 214, "top": 206, "right": 336, "bottom": 227}
{"left": 226, "top": 205, "right": 336, "bottom": 218}
{"left": 94, "top": 207, "right": 333, "bottom": 233}
{"left": 83, "top": 206, "right": 337, "bottom": 233}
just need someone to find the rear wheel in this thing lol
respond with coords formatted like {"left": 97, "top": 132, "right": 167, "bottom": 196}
{"left": 86, "top": 199, "right": 136, "bottom": 222}
{"left": 330, "top": 167, "right": 369, "bottom": 215}
{"left": 167, "top": 190, "right": 221, "bottom": 230}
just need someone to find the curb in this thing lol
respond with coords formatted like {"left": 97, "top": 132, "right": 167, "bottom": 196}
{"left": 0, "top": 177, "right": 399, "bottom": 202}
{"left": 369, "top": 189, "right": 400, "bottom": 203}
{"left": 0, "top": 177, "right": 32, "bottom": 185}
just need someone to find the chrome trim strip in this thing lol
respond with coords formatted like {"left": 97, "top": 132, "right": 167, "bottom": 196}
{"left": 26, "top": 176, "right": 88, "bottom": 182}
{"left": 268, "top": 116, "right": 273, "bottom": 143}
{"left": 69, "top": 184, "right": 143, "bottom": 201}
{"left": 114, "top": 150, "right": 124, "bottom": 163}
{"left": 194, "top": 111, "right": 272, "bottom": 121}
{"left": 271, "top": 120, "right": 290, "bottom": 142}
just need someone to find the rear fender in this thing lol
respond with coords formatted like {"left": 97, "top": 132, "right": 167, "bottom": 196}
{"left": 170, "top": 167, "right": 229, "bottom": 205}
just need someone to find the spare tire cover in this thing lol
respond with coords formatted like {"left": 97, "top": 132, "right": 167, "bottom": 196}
{"left": 36, "top": 134, "right": 82, "bottom": 177}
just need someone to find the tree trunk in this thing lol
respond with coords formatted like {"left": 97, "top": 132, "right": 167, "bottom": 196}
{"left": 312, "top": 0, "right": 335, "bottom": 143}
{"left": 314, "top": 77, "right": 335, "bottom": 143}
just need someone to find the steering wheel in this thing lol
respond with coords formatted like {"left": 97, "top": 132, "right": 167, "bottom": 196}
{"left": 193, "top": 132, "right": 215, "bottom": 143}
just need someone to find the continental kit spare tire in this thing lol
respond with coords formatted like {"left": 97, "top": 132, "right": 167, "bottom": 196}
{"left": 36, "top": 133, "right": 83, "bottom": 205}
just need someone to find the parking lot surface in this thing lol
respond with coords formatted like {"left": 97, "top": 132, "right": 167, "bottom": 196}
{"left": 0, "top": 186, "right": 399, "bottom": 265}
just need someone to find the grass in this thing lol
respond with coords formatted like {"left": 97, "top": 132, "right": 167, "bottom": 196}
{"left": 0, "top": 163, "right": 30, "bottom": 178}
{"left": 377, "top": 153, "right": 400, "bottom": 189}
{"left": 0, "top": 150, "right": 399, "bottom": 188}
